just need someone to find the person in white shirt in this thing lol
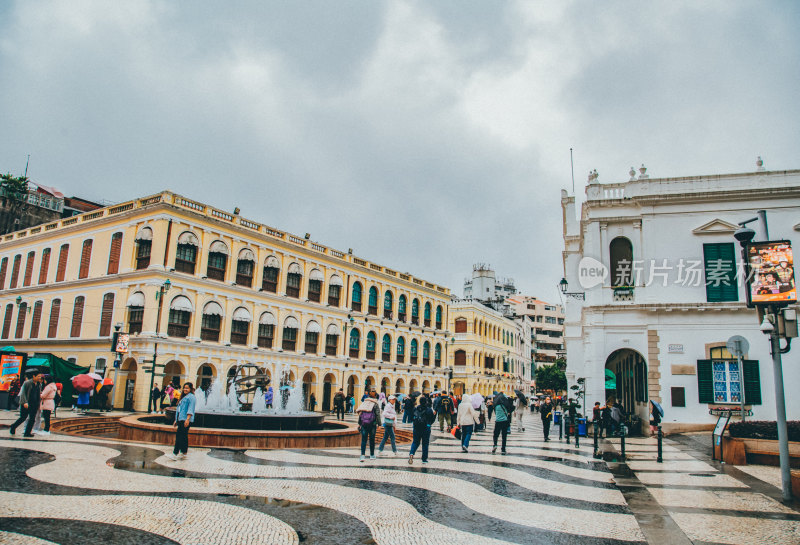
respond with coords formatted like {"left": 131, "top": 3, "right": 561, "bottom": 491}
{"left": 456, "top": 394, "right": 481, "bottom": 453}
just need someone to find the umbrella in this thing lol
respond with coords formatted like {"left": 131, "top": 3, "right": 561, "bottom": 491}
{"left": 87, "top": 373, "right": 103, "bottom": 381}
{"left": 650, "top": 399, "right": 664, "bottom": 418}
{"left": 102, "top": 377, "right": 114, "bottom": 386}
{"left": 471, "top": 393, "right": 484, "bottom": 409}
{"left": 410, "top": 391, "right": 421, "bottom": 398}
{"left": 514, "top": 389, "right": 528, "bottom": 403}
{"left": 71, "top": 374, "right": 96, "bottom": 393}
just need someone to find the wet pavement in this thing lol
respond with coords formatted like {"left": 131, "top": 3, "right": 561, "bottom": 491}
{"left": 0, "top": 410, "right": 798, "bottom": 544}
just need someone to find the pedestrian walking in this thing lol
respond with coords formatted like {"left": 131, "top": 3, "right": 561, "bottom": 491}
{"left": 356, "top": 391, "right": 381, "bottom": 462}
{"left": 456, "top": 393, "right": 480, "bottom": 452}
{"left": 151, "top": 385, "right": 161, "bottom": 412}
{"left": 540, "top": 396, "right": 554, "bottom": 442}
{"left": 402, "top": 395, "right": 416, "bottom": 424}
{"left": 378, "top": 395, "right": 398, "bottom": 456}
{"left": 437, "top": 393, "right": 453, "bottom": 431}
{"left": 333, "top": 388, "right": 346, "bottom": 420}
{"left": 38, "top": 375, "right": 57, "bottom": 436}
{"left": 10, "top": 371, "right": 43, "bottom": 437}
{"left": 308, "top": 392, "right": 317, "bottom": 412}
{"left": 487, "top": 397, "right": 494, "bottom": 421}
{"left": 592, "top": 402, "right": 602, "bottom": 437}
{"left": 166, "top": 382, "right": 196, "bottom": 461}
{"left": 610, "top": 402, "right": 623, "bottom": 436}
{"left": 408, "top": 395, "right": 435, "bottom": 464}
{"left": 649, "top": 400, "right": 662, "bottom": 437}
{"left": 491, "top": 392, "right": 512, "bottom": 454}
{"left": 601, "top": 402, "right": 613, "bottom": 438}
{"left": 514, "top": 396, "right": 526, "bottom": 432}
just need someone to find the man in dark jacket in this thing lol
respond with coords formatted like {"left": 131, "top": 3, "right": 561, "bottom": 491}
{"left": 540, "top": 396, "right": 554, "bottom": 442}
{"left": 408, "top": 395, "right": 435, "bottom": 464}
{"left": 402, "top": 395, "right": 416, "bottom": 424}
{"left": 10, "top": 371, "right": 43, "bottom": 437}
{"left": 333, "top": 389, "right": 346, "bottom": 420}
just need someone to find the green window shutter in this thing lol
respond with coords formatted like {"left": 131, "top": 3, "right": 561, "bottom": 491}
{"left": 697, "top": 359, "right": 713, "bottom": 403}
{"left": 703, "top": 243, "right": 738, "bottom": 302}
{"left": 742, "top": 360, "right": 761, "bottom": 405}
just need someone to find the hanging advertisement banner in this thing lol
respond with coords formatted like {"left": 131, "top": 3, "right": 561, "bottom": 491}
{"left": 746, "top": 240, "right": 796, "bottom": 306}
{"left": 0, "top": 353, "right": 26, "bottom": 391}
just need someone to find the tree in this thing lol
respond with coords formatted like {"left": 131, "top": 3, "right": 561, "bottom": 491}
{"left": 0, "top": 172, "right": 30, "bottom": 234}
{"left": 535, "top": 363, "right": 567, "bottom": 394}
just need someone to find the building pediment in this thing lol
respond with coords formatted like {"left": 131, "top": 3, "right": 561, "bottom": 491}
{"left": 692, "top": 218, "right": 739, "bottom": 235}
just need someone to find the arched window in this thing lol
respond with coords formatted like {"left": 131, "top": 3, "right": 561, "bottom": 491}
{"left": 422, "top": 341, "right": 431, "bottom": 365}
{"left": 410, "top": 338, "right": 418, "bottom": 364}
{"left": 328, "top": 275, "right": 343, "bottom": 306}
{"left": 175, "top": 232, "right": 199, "bottom": 274}
{"left": 454, "top": 350, "right": 466, "bottom": 366}
{"left": 368, "top": 286, "right": 378, "bottom": 315}
{"left": 610, "top": 236, "right": 634, "bottom": 287}
{"left": 1, "top": 304, "right": 12, "bottom": 339}
{"left": 397, "top": 336, "right": 406, "bottom": 363}
{"left": 235, "top": 248, "right": 255, "bottom": 287}
{"left": 434, "top": 343, "right": 442, "bottom": 367}
{"left": 126, "top": 291, "right": 145, "bottom": 335}
{"left": 349, "top": 328, "right": 360, "bottom": 357}
{"left": 47, "top": 299, "right": 61, "bottom": 338}
{"left": 286, "top": 262, "right": 302, "bottom": 298}
{"left": 70, "top": 296, "right": 85, "bottom": 337}
{"left": 167, "top": 295, "right": 193, "bottom": 338}
{"left": 382, "top": 333, "right": 391, "bottom": 362}
{"left": 201, "top": 301, "right": 224, "bottom": 342}
{"left": 56, "top": 244, "right": 69, "bottom": 282}
{"left": 398, "top": 295, "right": 407, "bottom": 322}
{"left": 0, "top": 257, "right": 7, "bottom": 289}
{"left": 23, "top": 251, "right": 34, "bottom": 286}
{"left": 134, "top": 227, "right": 152, "bottom": 270}
{"left": 78, "top": 239, "right": 92, "bottom": 279}
{"left": 366, "top": 331, "right": 377, "bottom": 359}
{"left": 423, "top": 302, "right": 432, "bottom": 327}
{"left": 262, "top": 255, "right": 280, "bottom": 292}
{"left": 38, "top": 248, "right": 50, "bottom": 284}
{"left": 9, "top": 254, "right": 21, "bottom": 288}
{"left": 98, "top": 293, "right": 115, "bottom": 337}
{"left": 258, "top": 312, "right": 276, "bottom": 348}
{"left": 15, "top": 302, "right": 27, "bottom": 339}
{"left": 107, "top": 232, "right": 123, "bottom": 275}
{"left": 455, "top": 318, "right": 467, "bottom": 333}
{"left": 308, "top": 269, "right": 323, "bottom": 303}
{"left": 29, "top": 300, "right": 43, "bottom": 339}
{"left": 207, "top": 240, "right": 229, "bottom": 281}
{"left": 305, "top": 320, "right": 321, "bottom": 353}
{"left": 435, "top": 305, "right": 443, "bottom": 329}
{"left": 383, "top": 290, "right": 393, "bottom": 319}
{"left": 325, "top": 323, "right": 340, "bottom": 356}
{"left": 411, "top": 298, "right": 420, "bottom": 325}
{"left": 282, "top": 316, "right": 299, "bottom": 351}
{"left": 351, "top": 281, "right": 363, "bottom": 311}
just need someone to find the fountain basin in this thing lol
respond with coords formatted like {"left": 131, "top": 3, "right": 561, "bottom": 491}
{"left": 118, "top": 414, "right": 361, "bottom": 449}
{"left": 164, "top": 407, "right": 326, "bottom": 431}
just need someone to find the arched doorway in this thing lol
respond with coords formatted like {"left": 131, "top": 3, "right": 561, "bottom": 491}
{"left": 196, "top": 363, "right": 216, "bottom": 392}
{"left": 120, "top": 358, "right": 137, "bottom": 411}
{"left": 409, "top": 378, "right": 418, "bottom": 395}
{"left": 364, "top": 375, "right": 376, "bottom": 394}
{"left": 302, "top": 371, "right": 315, "bottom": 410}
{"left": 346, "top": 374, "right": 358, "bottom": 399}
{"left": 162, "top": 360, "right": 185, "bottom": 389}
{"left": 422, "top": 379, "right": 431, "bottom": 393}
{"left": 605, "top": 349, "right": 648, "bottom": 427}
{"left": 322, "top": 373, "right": 336, "bottom": 412}
{"left": 452, "top": 381, "right": 465, "bottom": 396}
{"left": 380, "top": 377, "right": 390, "bottom": 393}
{"left": 434, "top": 380, "right": 442, "bottom": 392}
{"left": 395, "top": 378, "right": 405, "bottom": 395}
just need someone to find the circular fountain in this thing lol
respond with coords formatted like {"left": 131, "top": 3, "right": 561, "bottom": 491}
{"left": 118, "top": 364, "right": 359, "bottom": 449}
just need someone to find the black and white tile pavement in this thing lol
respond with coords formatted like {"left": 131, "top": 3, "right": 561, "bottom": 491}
{"left": 0, "top": 413, "right": 797, "bottom": 544}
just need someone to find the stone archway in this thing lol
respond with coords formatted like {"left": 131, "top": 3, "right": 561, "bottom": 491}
{"left": 409, "top": 378, "right": 418, "bottom": 395}
{"left": 605, "top": 348, "right": 648, "bottom": 429}
{"left": 346, "top": 374, "right": 358, "bottom": 399}
{"left": 119, "top": 358, "right": 137, "bottom": 411}
{"left": 196, "top": 363, "right": 216, "bottom": 392}
{"left": 162, "top": 360, "right": 185, "bottom": 390}
{"left": 395, "top": 378, "right": 405, "bottom": 395}
{"left": 422, "top": 379, "right": 431, "bottom": 393}
{"left": 322, "top": 373, "right": 336, "bottom": 412}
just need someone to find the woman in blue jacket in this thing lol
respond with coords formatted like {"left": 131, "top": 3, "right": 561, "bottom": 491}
{"left": 167, "top": 382, "right": 196, "bottom": 461}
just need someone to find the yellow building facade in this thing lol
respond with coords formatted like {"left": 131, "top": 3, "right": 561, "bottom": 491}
{"left": 0, "top": 191, "right": 452, "bottom": 411}
{"left": 447, "top": 299, "right": 530, "bottom": 396}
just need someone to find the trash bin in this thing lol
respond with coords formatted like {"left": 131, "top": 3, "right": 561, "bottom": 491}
{"left": 554, "top": 411, "right": 561, "bottom": 424}
{"left": 577, "top": 417, "right": 587, "bottom": 437}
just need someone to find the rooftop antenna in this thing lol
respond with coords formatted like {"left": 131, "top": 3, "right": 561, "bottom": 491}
{"left": 24, "top": 154, "right": 30, "bottom": 178}
{"left": 569, "top": 148, "right": 575, "bottom": 194}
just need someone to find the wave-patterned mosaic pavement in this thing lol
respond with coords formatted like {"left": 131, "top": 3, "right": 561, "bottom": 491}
{"left": 0, "top": 414, "right": 797, "bottom": 544}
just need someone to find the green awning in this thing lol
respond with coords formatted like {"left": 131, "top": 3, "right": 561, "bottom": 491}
{"left": 30, "top": 353, "right": 89, "bottom": 404}
{"left": 605, "top": 369, "right": 617, "bottom": 390}
{"left": 26, "top": 357, "right": 50, "bottom": 368}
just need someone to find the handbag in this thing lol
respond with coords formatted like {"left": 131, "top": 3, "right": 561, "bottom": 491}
{"left": 450, "top": 425, "right": 461, "bottom": 440}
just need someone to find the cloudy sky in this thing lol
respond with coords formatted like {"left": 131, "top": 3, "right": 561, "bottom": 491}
{"left": 1, "top": 1, "right": 798, "bottom": 301}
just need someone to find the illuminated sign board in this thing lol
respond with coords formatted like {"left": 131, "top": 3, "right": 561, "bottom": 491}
{"left": 0, "top": 353, "right": 25, "bottom": 391}
{"left": 747, "top": 240, "right": 796, "bottom": 306}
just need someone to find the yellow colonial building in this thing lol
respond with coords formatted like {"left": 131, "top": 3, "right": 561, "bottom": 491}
{"left": 0, "top": 191, "right": 452, "bottom": 411}
{"left": 447, "top": 298, "right": 531, "bottom": 396}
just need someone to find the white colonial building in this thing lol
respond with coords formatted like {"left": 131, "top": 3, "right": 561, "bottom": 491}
{"left": 561, "top": 164, "right": 799, "bottom": 433}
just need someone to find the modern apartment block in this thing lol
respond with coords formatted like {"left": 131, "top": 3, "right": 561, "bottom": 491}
{"left": 506, "top": 295, "right": 565, "bottom": 365}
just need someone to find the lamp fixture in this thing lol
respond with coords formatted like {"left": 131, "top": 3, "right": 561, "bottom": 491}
{"left": 558, "top": 277, "right": 585, "bottom": 300}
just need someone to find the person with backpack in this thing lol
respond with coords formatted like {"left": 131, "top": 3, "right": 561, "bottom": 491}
{"left": 402, "top": 395, "right": 416, "bottom": 424}
{"left": 540, "top": 396, "right": 554, "bottom": 442}
{"left": 437, "top": 393, "right": 453, "bottom": 431}
{"left": 491, "top": 392, "right": 513, "bottom": 454}
{"left": 456, "top": 393, "right": 480, "bottom": 453}
{"left": 356, "top": 390, "right": 382, "bottom": 462}
{"left": 408, "top": 395, "right": 435, "bottom": 464}
{"left": 333, "top": 389, "right": 346, "bottom": 420}
{"left": 377, "top": 395, "right": 398, "bottom": 456}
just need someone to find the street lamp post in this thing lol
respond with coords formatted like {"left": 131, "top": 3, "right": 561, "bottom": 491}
{"left": 558, "top": 278, "right": 585, "bottom": 300}
{"left": 147, "top": 279, "right": 171, "bottom": 413}
{"left": 110, "top": 323, "right": 123, "bottom": 409}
